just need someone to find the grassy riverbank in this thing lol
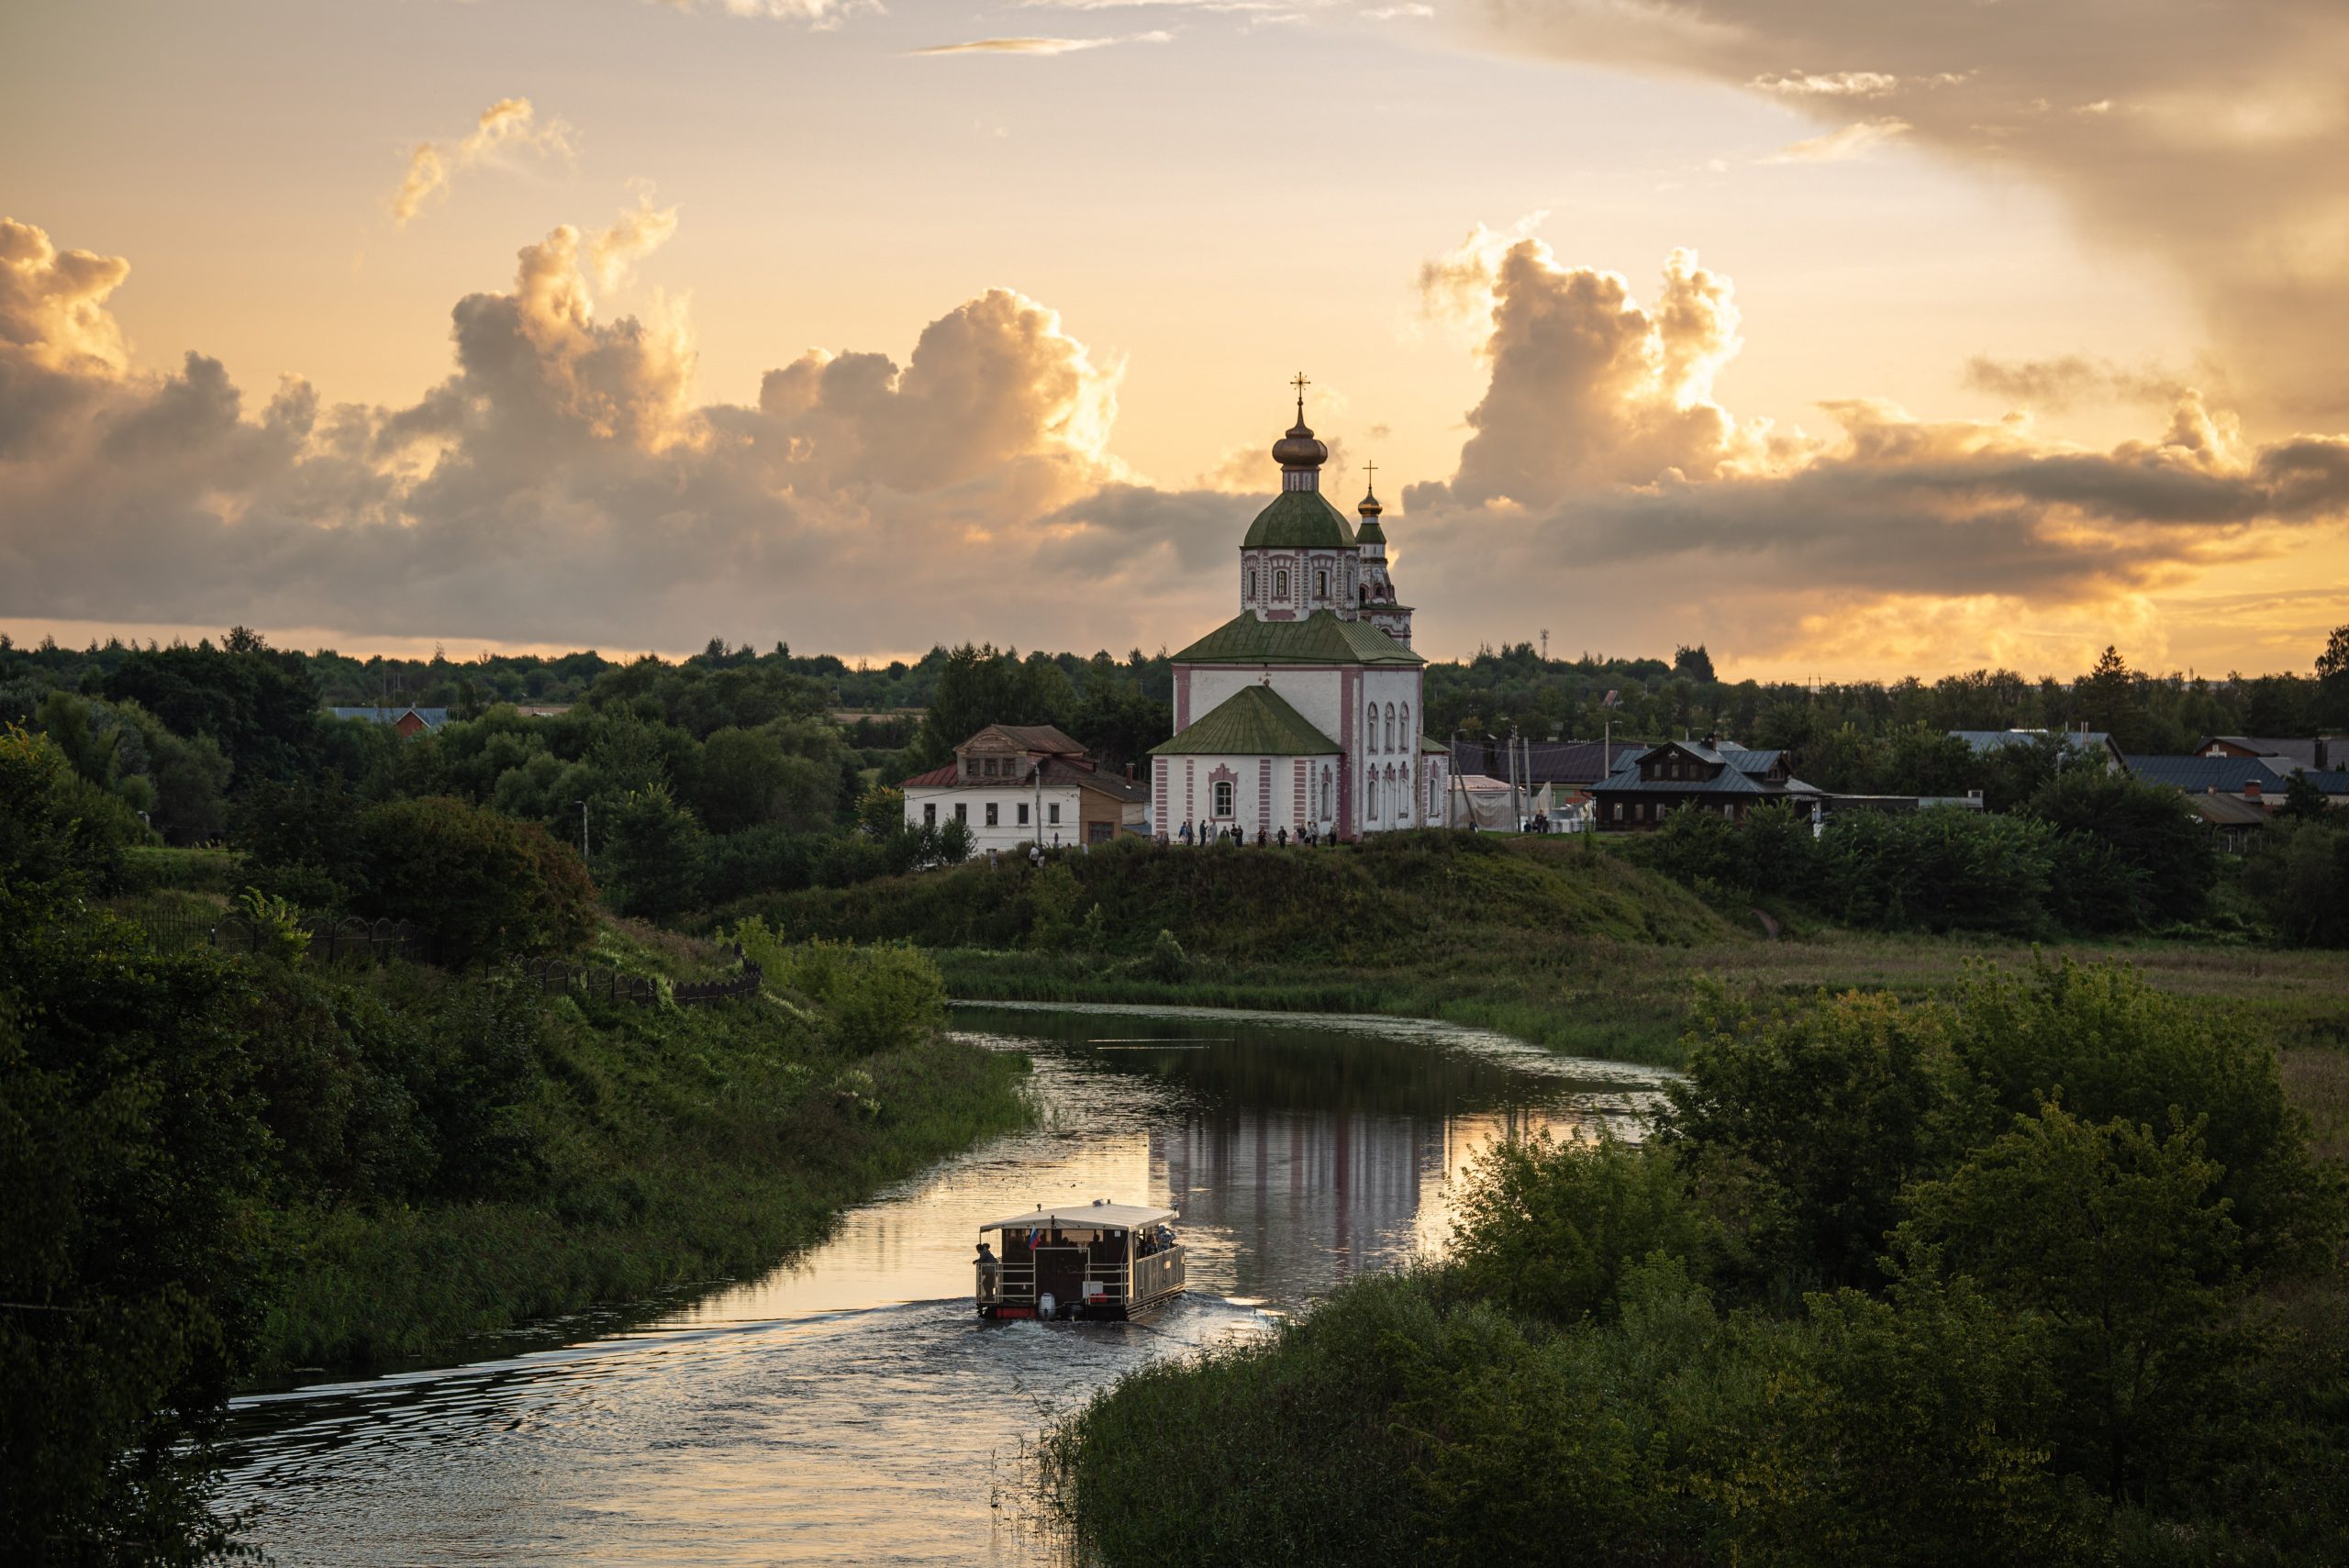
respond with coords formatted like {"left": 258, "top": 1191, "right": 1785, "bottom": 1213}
{"left": 729, "top": 833, "right": 2349, "bottom": 1073}
{"left": 1042, "top": 961, "right": 2349, "bottom": 1567}
{"left": 253, "top": 957, "right": 1029, "bottom": 1376}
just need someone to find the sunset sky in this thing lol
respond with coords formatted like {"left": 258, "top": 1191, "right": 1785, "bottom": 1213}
{"left": 6, "top": 0, "right": 2347, "bottom": 679}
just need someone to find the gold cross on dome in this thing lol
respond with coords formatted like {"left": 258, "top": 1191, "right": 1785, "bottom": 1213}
{"left": 1363, "top": 460, "right": 1377, "bottom": 490}
{"left": 1291, "top": 372, "right": 1309, "bottom": 419}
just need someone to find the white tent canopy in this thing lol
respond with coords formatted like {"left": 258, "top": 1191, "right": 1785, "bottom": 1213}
{"left": 979, "top": 1201, "right": 1175, "bottom": 1232}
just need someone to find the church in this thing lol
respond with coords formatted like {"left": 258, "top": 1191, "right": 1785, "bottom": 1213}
{"left": 1150, "top": 384, "right": 1446, "bottom": 840}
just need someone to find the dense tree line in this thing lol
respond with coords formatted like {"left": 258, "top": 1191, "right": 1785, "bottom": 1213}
{"left": 1052, "top": 962, "right": 2349, "bottom": 1565}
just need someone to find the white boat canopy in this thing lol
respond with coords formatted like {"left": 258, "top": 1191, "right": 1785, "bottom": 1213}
{"left": 980, "top": 1200, "right": 1175, "bottom": 1233}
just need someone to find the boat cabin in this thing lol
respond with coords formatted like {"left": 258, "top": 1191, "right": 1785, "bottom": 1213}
{"left": 975, "top": 1199, "right": 1186, "bottom": 1320}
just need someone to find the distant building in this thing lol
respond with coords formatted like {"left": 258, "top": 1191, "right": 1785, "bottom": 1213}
{"left": 1947, "top": 728, "right": 2125, "bottom": 772}
{"left": 328, "top": 705, "right": 449, "bottom": 737}
{"left": 2195, "top": 735, "right": 2346, "bottom": 773}
{"left": 1150, "top": 388, "right": 1445, "bottom": 841}
{"left": 1587, "top": 739, "right": 1823, "bottom": 829}
{"left": 2127, "top": 753, "right": 2349, "bottom": 811}
{"left": 901, "top": 723, "right": 1147, "bottom": 851}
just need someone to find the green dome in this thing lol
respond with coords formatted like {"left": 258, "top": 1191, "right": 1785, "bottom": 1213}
{"left": 1241, "top": 489, "right": 1356, "bottom": 550}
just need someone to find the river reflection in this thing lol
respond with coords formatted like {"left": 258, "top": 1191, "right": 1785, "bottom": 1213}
{"left": 218, "top": 1004, "right": 1669, "bottom": 1565}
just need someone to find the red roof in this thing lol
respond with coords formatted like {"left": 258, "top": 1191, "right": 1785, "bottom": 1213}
{"left": 902, "top": 764, "right": 959, "bottom": 786}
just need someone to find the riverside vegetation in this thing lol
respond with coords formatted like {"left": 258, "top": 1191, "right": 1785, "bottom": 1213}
{"left": 1044, "top": 961, "right": 2349, "bottom": 1567}
{"left": 0, "top": 729, "right": 1028, "bottom": 1562}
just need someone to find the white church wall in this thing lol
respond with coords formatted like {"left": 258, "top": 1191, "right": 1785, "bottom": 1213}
{"left": 1184, "top": 665, "right": 1348, "bottom": 743}
{"left": 1153, "top": 753, "right": 1338, "bottom": 841}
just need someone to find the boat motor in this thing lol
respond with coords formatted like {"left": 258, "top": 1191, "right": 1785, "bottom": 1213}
{"left": 1037, "top": 1291, "right": 1057, "bottom": 1319}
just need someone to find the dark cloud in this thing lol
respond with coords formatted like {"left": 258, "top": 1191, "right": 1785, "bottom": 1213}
{"left": 1467, "top": 0, "right": 2349, "bottom": 425}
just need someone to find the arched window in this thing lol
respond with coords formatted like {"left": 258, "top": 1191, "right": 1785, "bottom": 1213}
{"left": 1401, "top": 704, "right": 1410, "bottom": 750}
{"left": 1275, "top": 568, "right": 1289, "bottom": 598}
{"left": 1247, "top": 567, "right": 1257, "bottom": 599}
{"left": 1316, "top": 569, "right": 1329, "bottom": 598}
{"left": 1367, "top": 770, "right": 1379, "bottom": 820}
{"left": 1365, "top": 703, "right": 1376, "bottom": 751}
{"left": 1385, "top": 704, "right": 1397, "bottom": 752}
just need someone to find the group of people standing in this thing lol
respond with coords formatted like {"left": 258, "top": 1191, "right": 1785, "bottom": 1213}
{"left": 1165, "top": 820, "right": 1334, "bottom": 849}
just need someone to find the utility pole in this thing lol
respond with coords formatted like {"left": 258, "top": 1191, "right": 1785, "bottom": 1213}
{"left": 1541, "top": 628, "right": 1550, "bottom": 663}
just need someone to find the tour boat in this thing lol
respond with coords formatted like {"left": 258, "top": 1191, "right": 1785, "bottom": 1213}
{"left": 974, "top": 1200, "right": 1186, "bottom": 1320}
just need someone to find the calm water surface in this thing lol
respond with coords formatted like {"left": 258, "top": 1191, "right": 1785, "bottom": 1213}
{"left": 218, "top": 1003, "right": 1671, "bottom": 1564}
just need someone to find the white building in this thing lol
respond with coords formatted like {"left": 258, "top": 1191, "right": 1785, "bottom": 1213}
{"left": 1151, "top": 390, "right": 1446, "bottom": 841}
{"left": 902, "top": 723, "right": 1148, "bottom": 852}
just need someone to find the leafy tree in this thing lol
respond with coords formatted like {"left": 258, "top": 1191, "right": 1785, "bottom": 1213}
{"left": 102, "top": 631, "right": 325, "bottom": 788}
{"left": 1898, "top": 1102, "right": 2244, "bottom": 1504}
{"left": 1672, "top": 642, "right": 1717, "bottom": 684}
{"left": 1447, "top": 1135, "right": 1722, "bottom": 1323}
{"left": 2276, "top": 768, "right": 2330, "bottom": 822}
{"left": 1662, "top": 987, "right": 1962, "bottom": 1290}
{"left": 0, "top": 729, "right": 263, "bottom": 1560}
{"left": 2240, "top": 817, "right": 2349, "bottom": 947}
{"left": 596, "top": 784, "right": 708, "bottom": 923}
{"left": 1815, "top": 808, "right": 2054, "bottom": 936}
{"left": 352, "top": 795, "right": 598, "bottom": 956}
{"left": 2318, "top": 622, "right": 2349, "bottom": 724}
{"left": 2024, "top": 768, "right": 2213, "bottom": 924}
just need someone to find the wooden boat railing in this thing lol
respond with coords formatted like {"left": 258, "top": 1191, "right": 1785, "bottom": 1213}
{"left": 1131, "top": 1245, "right": 1184, "bottom": 1305}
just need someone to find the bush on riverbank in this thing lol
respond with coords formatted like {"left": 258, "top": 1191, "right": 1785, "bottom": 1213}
{"left": 2, "top": 727, "right": 1030, "bottom": 1555}
{"left": 1045, "top": 960, "right": 2349, "bottom": 1567}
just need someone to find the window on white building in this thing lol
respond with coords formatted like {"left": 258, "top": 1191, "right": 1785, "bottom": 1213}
{"left": 1048, "top": 802, "right": 1062, "bottom": 825}
{"left": 1367, "top": 771, "right": 1379, "bottom": 819}
{"left": 1018, "top": 804, "right": 1030, "bottom": 826}
{"left": 1401, "top": 704, "right": 1410, "bottom": 748}
{"left": 955, "top": 803, "right": 967, "bottom": 822}
{"left": 1247, "top": 568, "right": 1257, "bottom": 598}
{"left": 923, "top": 803, "right": 937, "bottom": 826}
{"left": 1385, "top": 704, "right": 1396, "bottom": 751}
{"left": 1212, "top": 780, "right": 1233, "bottom": 817}
{"left": 1275, "top": 568, "right": 1289, "bottom": 598}
{"left": 1316, "top": 569, "right": 1328, "bottom": 598}
{"left": 985, "top": 803, "right": 998, "bottom": 827}
{"left": 1365, "top": 703, "right": 1377, "bottom": 751}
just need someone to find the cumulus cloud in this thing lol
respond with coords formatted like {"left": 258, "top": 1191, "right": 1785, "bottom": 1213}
{"left": 1396, "top": 223, "right": 2349, "bottom": 671}
{"left": 1414, "top": 228, "right": 1774, "bottom": 506}
{"left": 390, "top": 98, "right": 573, "bottom": 227}
{"left": 1464, "top": 0, "right": 2349, "bottom": 425}
{"left": 0, "top": 213, "right": 1232, "bottom": 656}
{"left": 1750, "top": 70, "right": 1898, "bottom": 97}
{"left": 912, "top": 32, "right": 1171, "bottom": 54}
{"left": 649, "top": 0, "right": 857, "bottom": 27}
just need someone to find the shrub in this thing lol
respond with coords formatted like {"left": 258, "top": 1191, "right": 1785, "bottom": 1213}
{"left": 351, "top": 795, "right": 597, "bottom": 959}
{"left": 2024, "top": 769, "right": 2214, "bottom": 926}
{"left": 733, "top": 923, "right": 946, "bottom": 1055}
{"left": 2240, "top": 817, "right": 2349, "bottom": 946}
{"left": 1816, "top": 807, "right": 2054, "bottom": 935}
{"left": 1447, "top": 1134, "right": 1722, "bottom": 1323}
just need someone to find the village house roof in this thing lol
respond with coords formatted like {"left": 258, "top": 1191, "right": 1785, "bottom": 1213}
{"left": 1590, "top": 740, "right": 1821, "bottom": 799}
{"left": 2128, "top": 754, "right": 2291, "bottom": 793}
{"left": 1152, "top": 684, "right": 1338, "bottom": 757}
{"left": 2188, "top": 793, "right": 2271, "bottom": 827}
{"left": 2197, "top": 736, "right": 2347, "bottom": 771}
{"left": 1173, "top": 608, "right": 1423, "bottom": 668}
{"left": 1450, "top": 739, "right": 1635, "bottom": 786}
{"left": 901, "top": 759, "right": 1147, "bottom": 802}
{"left": 1240, "top": 488, "right": 1357, "bottom": 550}
{"left": 961, "top": 723, "right": 1085, "bottom": 755}
{"left": 1950, "top": 728, "right": 2117, "bottom": 758}
{"left": 328, "top": 705, "right": 450, "bottom": 730}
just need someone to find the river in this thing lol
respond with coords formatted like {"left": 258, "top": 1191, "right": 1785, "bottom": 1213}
{"left": 217, "top": 1002, "right": 1672, "bottom": 1564}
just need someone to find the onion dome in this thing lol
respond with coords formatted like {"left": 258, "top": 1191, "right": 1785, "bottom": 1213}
{"left": 1357, "top": 483, "right": 1382, "bottom": 518}
{"left": 1272, "top": 417, "right": 1328, "bottom": 472}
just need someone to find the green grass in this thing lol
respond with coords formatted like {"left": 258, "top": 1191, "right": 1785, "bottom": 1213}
{"left": 119, "top": 843, "right": 242, "bottom": 895}
{"left": 736, "top": 834, "right": 2349, "bottom": 1073}
{"left": 244, "top": 925, "right": 1032, "bottom": 1380}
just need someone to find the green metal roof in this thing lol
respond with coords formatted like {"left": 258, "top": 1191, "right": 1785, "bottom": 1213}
{"left": 1173, "top": 609, "right": 1424, "bottom": 668}
{"left": 1353, "top": 514, "right": 1387, "bottom": 546}
{"left": 1152, "top": 684, "right": 1339, "bottom": 757}
{"left": 1419, "top": 734, "right": 1446, "bottom": 754}
{"left": 1241, "top": 489, "right": 1357, "bottom": 550}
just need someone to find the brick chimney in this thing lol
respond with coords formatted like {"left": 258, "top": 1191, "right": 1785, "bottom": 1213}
{"left": 2243, "top": 778, "right": 2263, "bottom": 805}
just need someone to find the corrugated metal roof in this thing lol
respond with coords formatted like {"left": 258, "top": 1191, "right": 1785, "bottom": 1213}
{"left": 1152, "top": 684, "right": 1339, "bottom": 757}
{"left": 2127, "top": 755, "right": 2288, "bottom": 792}
{"left": 1172, "top": 609, "right": 1423, "bottom": 668}
{"left": 1951, "top": 728, "right": 2112, "bottom": 755}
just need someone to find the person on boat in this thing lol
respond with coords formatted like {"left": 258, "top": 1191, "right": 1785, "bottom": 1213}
{"left": 974, "top": 1239, "right": 998, "bottom": 1283}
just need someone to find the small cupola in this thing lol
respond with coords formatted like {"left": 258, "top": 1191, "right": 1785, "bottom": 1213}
{"left": 1272, "top": 373, "right": 1329, "bottom": 492}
